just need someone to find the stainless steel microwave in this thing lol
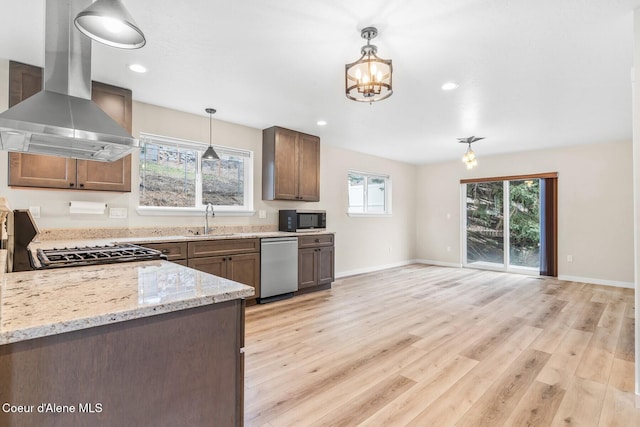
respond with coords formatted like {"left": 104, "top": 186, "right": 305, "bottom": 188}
{"left": 279, "top": 210, "right": 326, "bottom": 232}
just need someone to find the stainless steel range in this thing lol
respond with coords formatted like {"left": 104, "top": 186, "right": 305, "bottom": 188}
{"left": 36, "top": 244, "right": 166, "bottom": 269}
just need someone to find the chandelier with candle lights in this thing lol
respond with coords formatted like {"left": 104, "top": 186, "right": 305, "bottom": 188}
{"left": 345, "top": 27, "right": 393, "bottom": 102}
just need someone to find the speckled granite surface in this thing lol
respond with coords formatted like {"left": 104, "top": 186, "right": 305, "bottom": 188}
{"left": 37, "top": 224, "right": 279, "bottom": 241}
{"left": 0, "top": 260, "right": 254, "bottom": 345}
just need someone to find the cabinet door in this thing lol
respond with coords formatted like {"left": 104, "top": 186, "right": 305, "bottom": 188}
{"left": 298, "top": 247, "right": 318, "bottom": 289}
{"left": 76, "top": 154, "right": 132, "bottom": 191}
{"left": 7, "top": 61, "right": 76, "bottom": 189}
{"left": 317, "top": 246, "right": 335, "bottom": 286}
{"left": 138, "top": 242, "right": 188, "bottom": 262}
{"left": 188, "top": 256, "right": 227, "bottom": 277}
{"left": 77, "top": 81, "right": 133, "bottom": 192}
{"left": 273, "top": 128, "right": 299, "bottom": 200}
{"left": 9, "top": 153, "right": 77, "bottom": 189}
{"left": 226, "top": 253, "right": 260, "bottom": 300}
{"left": 297, "top": 133, "right": 320, "bottom": 201}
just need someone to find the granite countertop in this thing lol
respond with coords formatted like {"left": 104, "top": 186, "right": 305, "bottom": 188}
{"left": 0, "top": 260, "right": 254, "bottom": 345}
{"left": 29, "top": 230, "right": 334, "bottom": 251}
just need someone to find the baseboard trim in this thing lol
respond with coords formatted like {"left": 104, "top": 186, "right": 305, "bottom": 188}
{"left": 557, "top": 275, "right": 634, "bottom": 289}
{"left": 335, "top": 260, "right": 418, "bottom": 279}
{"left": 414, "top": 259, "right": 463, "bottom": 268}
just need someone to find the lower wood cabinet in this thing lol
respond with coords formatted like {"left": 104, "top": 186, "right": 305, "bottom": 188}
{"left": 188, "top": 239, "right": 260, "bottom": 302}
{"left": 298, "top": 234, "right": 335, "bottom": 291}
{"left": 137, "top": 239, "right": 260, "bottom": 302}
{"left": 138, "top": 242, "right": 188, "bottom": 263}
{"left": 0, "top": 300, "right": 245, "bottom": 426}
{"left": 188, "top": 253, "right": 260, "bottom": 294}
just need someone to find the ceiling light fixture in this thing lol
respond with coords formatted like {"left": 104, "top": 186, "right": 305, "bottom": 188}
{"left": 128, "top": 63, "right": 147, "bottom": 73}
{"left": 442, "top": 82, "right": 459, "bottom": 91}
{"left": 316, "top": 120, "right": 327, "bottom": 126}
{"left": 74, "top": 0, "right": 146, "bottom": 49}
{"left": 458, "top": 136, "right": 485, "bottom": 169}
{"left": 345, "top": 26, "right": 393, "bottom": 103}
{"left": 202, "top": 108, "right": 220, "bottom": 162}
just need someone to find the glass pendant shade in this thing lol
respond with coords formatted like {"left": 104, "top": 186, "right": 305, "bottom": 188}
{"left": 202, "top": 108, "right": 220, "bottom": 161}
{"left": 345, "top": 27, "right": 393, "bottom": 102}
{"left": 74, "top": 0, "right": 146, "bottom": 49}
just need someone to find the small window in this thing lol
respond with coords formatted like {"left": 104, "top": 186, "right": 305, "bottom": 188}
{"left": 138, "top": 133, "right": 253, "bottom": 214}
{"left": 348, "top": 171, "right": 392, "bottom": 215}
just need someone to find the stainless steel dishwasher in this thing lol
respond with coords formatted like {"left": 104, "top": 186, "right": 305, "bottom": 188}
{"left": 260, "top": 237, "right": 298, "bottom": 303}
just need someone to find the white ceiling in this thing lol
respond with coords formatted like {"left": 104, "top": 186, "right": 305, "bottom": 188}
{"left": 1, "top": 0, "right": 639, "bottom": 165}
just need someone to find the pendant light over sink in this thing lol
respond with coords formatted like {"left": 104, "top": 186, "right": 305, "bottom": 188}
{"left": 202, "top": 108, "right": 220, "bottom": 161}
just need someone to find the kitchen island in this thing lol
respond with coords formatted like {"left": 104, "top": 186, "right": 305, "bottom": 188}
{"left": 0, "top": 260, "right": 253, "bottom": 426}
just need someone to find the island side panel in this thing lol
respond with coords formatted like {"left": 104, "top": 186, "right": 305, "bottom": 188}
{"left": 0, "top": 299, "right": 244, "bottom": 427}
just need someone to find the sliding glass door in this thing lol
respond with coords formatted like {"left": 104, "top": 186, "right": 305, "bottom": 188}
{"left": 464, "top": 179, "right": 540, "bottom": 273}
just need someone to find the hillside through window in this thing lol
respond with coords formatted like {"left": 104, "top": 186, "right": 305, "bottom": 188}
{"left": 138, "top": 133, "right": 253, "bottom": 213}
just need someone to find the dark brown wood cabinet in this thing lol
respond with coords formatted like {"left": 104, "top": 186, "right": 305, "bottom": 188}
{"left": 0, "top": 300, "right": 245, "bottom": 426}
{"left": 138, "top": 241, "right": 189, "bottom": 266}
{"left": 7, "top": 61, "right": 133, "bottom": 192}
{"left": 298, "top": 234, "right": 335, "bottom": 291}
{"left": 188, "top": 239, "right": 260, "bottom": 302}
{"left": 262, "top": 126, "right": 320, "bottom": 201}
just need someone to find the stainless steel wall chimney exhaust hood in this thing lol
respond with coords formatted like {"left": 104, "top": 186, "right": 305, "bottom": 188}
{"left": 0, "top": 0, "right": 139, "bottom": 162}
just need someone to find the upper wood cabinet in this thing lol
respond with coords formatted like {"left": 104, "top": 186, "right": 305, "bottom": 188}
{"left": 7, "top": 61, "right": 133, "bottom": 192}
{"left": 262, "top": 126, "right": 320, "bottom": 201}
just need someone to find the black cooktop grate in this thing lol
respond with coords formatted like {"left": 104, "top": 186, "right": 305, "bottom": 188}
{"left": 36, "top": 243, "right": 166, "bottom": 268}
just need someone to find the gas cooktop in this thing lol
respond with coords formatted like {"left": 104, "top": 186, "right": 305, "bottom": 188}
{"left": 36, "top": 243, "right": 166, "bottom": 269}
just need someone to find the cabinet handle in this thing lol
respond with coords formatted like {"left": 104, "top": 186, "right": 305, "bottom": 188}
{"left": 222, "top": 257, "right": 227, "bottom": 261}
{"left": 314, "top": 239, "right": 320, "bottom": 243}
{"left": 79, "top": 183, "right": 84, "bottom": 188}
{"left": 69, "top": 183, "right": 75, "bottom": 187}
{"left": 228, "top": 257, "right": 232, "bottom": 261}
{"left": 161, "top": 249, "right": 170, "bottom": 254}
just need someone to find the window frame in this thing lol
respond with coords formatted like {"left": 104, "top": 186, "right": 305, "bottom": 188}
{"left": 136, "top": 133, "right": 254, "bottom": 217}
{"left": 347, "top": 170, "right": 392, "bottom": 217}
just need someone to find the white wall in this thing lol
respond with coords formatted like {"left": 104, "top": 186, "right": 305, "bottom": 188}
{"left": 631, "top": 6, "right": 640, "bottom": 404}
{"left": 0, "top": 58, "right": 417, "bottom": 276}
{"left": 416, "top": 141, "right": 635, "bottom": 287}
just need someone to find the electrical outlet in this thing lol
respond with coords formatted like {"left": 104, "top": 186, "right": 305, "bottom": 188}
{"left": 109, "top": 208, "right": 128, "bottom": 219}
{"left": 259, "top": 210, "right": 267, "bottom": 219}
{"left": 567, "top": 255, "right": 573, "bottom": 262}
{"left": 29, "top": 206, "right": 41, "bottom": 218}
{"left": 447, "top": 246, "right": 451, "bottom": 252}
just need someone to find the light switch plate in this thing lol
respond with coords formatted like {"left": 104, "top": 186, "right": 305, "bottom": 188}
{"left": 109, "top": 208, "right": 128, "bottom": 219}
{"left": 259, "top": 210, "right": 267, "bottom": 219}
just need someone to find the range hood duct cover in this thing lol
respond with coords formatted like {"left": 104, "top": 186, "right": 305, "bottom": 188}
{"left": 0, "top": 0, "right": 138, "bottom": 162}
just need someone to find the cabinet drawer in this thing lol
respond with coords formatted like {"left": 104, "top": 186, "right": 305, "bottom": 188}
{"left": 298, "top": 234, "right": 334, "bottom": 248}
{"left": 188, "top": 238, "right": 260, "bottom": 258}
{"left": 139, "top": 242, "right": 188, "bottom": 261}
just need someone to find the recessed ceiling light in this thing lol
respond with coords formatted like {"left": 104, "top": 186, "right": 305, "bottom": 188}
{"left": 317, "top": 120, "right": 327, "bottom": 126}
{"left": 128, "top": 63, "right": 147, "bottom": 73}
{"left": 441, "top": 82, "right": 459, "bottom": 91}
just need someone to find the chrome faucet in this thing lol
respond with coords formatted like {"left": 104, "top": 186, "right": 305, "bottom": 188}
{"left": 204, "top": 203, "right": 215, "bottom": 234}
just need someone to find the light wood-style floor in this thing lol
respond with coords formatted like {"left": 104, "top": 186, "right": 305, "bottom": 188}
{"left": 244, "top": 264, "right": 638, "bottom": 426}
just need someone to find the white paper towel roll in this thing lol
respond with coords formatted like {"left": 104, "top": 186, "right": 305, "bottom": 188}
{"left": 69, "top": 201, "right": 107, "bottom": 215}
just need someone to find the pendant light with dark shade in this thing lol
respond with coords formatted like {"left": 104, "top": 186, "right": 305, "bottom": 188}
{"left": 202, "top": 108, "right": 220, "bottom": 161}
